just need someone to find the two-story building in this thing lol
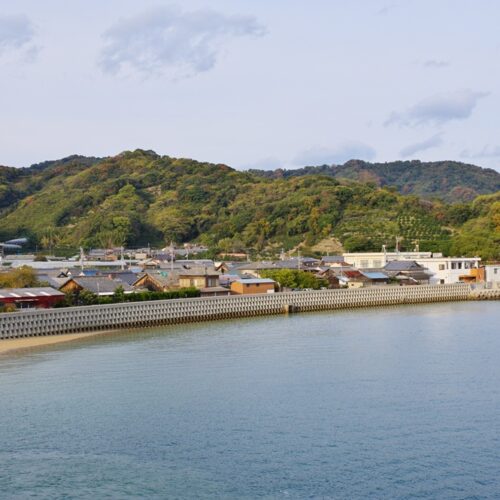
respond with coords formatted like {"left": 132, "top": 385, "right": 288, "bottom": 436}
{"left": 411, "top": 257, "right": 481, "bottom": 285}
{"left": 343, "top": 252, "right": 480, "bottom": 285}
{"left": 177, "top": 268, "right": 220, "bottom": 289}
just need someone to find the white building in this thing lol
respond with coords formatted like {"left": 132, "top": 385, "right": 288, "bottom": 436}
{"left": 485, "top": 264, "right": 500, "bottom": 287}
{"left": 411, "top": 257, "right": 481, "bottom": 285}
{"left": 342, "top": 252, "right": 481, "bottom": 285}
{"left": 343, "top": 251, "right": 433, "bottom": 269}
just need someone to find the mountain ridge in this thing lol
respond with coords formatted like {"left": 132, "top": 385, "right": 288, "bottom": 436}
{"left": 249, "top": 159, "right": 500, "bottom": 202}
{"left": 0, "top": 150, "right": 498, "bottom": 259}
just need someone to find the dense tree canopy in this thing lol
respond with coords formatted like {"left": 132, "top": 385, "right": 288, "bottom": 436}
{"left": 0, "top": 150, "right": 499, "bottom": 260}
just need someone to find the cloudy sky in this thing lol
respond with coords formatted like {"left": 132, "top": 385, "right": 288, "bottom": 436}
{"left": 1, "top": 0, "right": 499, "bottom": 171}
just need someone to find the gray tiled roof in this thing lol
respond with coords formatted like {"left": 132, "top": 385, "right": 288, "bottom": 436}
{"left": 71, "top": 277, "right": 134, "bottom": 294}
{"left": 384, "top": 260, "right": 424, "bottom": 271}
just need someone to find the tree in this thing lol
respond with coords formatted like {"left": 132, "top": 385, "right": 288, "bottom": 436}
{"left": 113, "top": 285, "right": 125, "bottom": 303}
{"left": 78, "top": 289, "right": 98, "bottom": 305}
{"left": 0, "top": 266, "right": 39, "bottom": 288}
{"left": 260, "top": 269, "right": 327, "bottom": 290}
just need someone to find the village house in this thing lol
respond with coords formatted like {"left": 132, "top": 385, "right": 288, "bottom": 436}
{"left": 484, "top": 264, "right": 500, "bottom": 287}
{"left": 315, "top": 268, "right": 342, "bottom": 288}
{"left": 219, "top": 273, "right": 246, "bottom": 287}
{"left": 410, "top": 256, "right": 481, "bottom": 285}
{"left": 104, "top": 271, "right": 140, "bottom": 286}
{"left": 458, "top": 267, "right": 486, "bottom": 284}
{"left": 383, "top": 260, "right": 433, "bottom": 285}
{"left": 235, "top": 259, "right": 319, "bottom": 278}
{"left": 336, "top": 270, "right": 368, "bottom": 288}
{"left": 132, "top": 271, "right": 177, "bottom": 292}
{"left": 0, "top": 287, "right": 65, "bottom": 309}
{"left": 320, "top": 256, "right": 352, "bottom": 267}
{"left": 178, "top": 268, "right": 220, "bottom": 289}
{"left": 343, "top": 252, "right": 481, "bottom": 285}
{"left": 360, "top": 271, "right": 390, "bottom": 286}
{"left": 60, "top": 277, "right": 135, "bottom": 296}
{"left": 234, "top": 262, "right": 277, "bottom": 278}
{"left": 199, "top": 286, "right": 232, "bottom": 297}
{"left": 343, "top": 251, "right": 434, "bottom": 269}
{"left": 230, "top": 278, "right": 276, "bottom": 295}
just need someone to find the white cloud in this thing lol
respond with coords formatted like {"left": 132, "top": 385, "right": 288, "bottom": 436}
{"left": 293, "top": 142, "right": 376, "bottom": 166}
{"left": 400, "top": 133, "right": 443, "bottom": 157}
{"left": 461, "top": 144, "right": 500, "bottom": 159}
{"left": 0, "top": 14, "right": 39, "bottom": 62}
{"left": 99, "top": 5, "right": 266, "bottom": 78}
{"left": 385, "top": 89, "right": 488, "bottom": 127}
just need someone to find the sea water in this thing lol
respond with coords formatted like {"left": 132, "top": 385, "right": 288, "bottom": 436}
{"left": 0, "top": 302, "right": 499, "bottom": 499}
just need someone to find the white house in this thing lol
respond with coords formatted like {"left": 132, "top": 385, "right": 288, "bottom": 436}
{"left": 343, "top": 252, "right": 481, "bottom": 284}
{"left": 343, "top": 251, "right": 433, "bottom": 269}
{"left": 485, "top": 264, "right": 500, "bottom": 287}
{"left": 411, "top": 257, "right": 481, "bottom": 285}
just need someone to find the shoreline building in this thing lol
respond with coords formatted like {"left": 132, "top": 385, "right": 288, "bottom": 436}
{"left": 343, "top": 252, "right": 481, "bottom": 285}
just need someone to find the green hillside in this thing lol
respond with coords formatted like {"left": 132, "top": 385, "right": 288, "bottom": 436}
{"left": 0, "top": 150, "right": 498, "bottom": 260}
{"left": 251, "top": 159, "right": 500, "bottom": 202}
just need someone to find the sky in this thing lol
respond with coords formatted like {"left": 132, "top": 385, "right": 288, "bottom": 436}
{"left": 1, "top": 0, "right": 499, "bottom": 171}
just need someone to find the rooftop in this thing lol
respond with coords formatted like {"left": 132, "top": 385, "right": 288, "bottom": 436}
{"left": 234, "top": 278, "right": 276, "bottom": 284}
{"left": 0, "top": 287, "right": 64, "bottom": 299}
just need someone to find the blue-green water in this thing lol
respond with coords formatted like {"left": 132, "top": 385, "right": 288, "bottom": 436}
{"left": 1, "top": 302, "right": 499, "bottom": 499}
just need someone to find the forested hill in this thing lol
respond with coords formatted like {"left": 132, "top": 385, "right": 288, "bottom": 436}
{"left": 0, "top": 150, "right": 499, "bottom": 260}
{"left": 250, "top": 160, "right": 500, "bottom": 202}
{"left": 0, "top": 155, "right": 102, "bottom": 210}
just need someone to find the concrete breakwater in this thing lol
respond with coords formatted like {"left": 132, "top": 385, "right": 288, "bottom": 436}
{"left": 1, "top": 284, "right": 498, "bottom": 339}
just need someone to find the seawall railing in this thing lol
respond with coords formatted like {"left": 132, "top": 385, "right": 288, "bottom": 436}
{"left": 2, "top": 283, "right": 497, "bottom": 339}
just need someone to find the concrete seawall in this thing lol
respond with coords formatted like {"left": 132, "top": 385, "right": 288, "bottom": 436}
{"left": 1, "top": 284, "right": 498, "bottom": 339}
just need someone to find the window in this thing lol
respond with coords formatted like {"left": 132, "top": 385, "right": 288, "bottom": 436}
{"left": 495, "top": 268, "right": 498, "bottom": 274}
{"left": 439, "top": 264, "right": 445, "bottom": 270}
{"left": 372, "top": 260, "right": 382, "bottom": 268}
{"left": 360, "top": 260, "right": 369, "bottom": 268}
{"left": 440, "top": 279, "right": 445, "bottom": 284}
{"left": 457, "top": 262, "right": 462, "bottom": 269}
{"left": 451, "top": 263, "right": 457, "bottom": 270}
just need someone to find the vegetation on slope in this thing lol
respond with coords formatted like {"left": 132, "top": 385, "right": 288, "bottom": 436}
{"left": 251, "top": 159, "right": 500, "bottom": 203}
{"left": 0, "top": 150, "right": 498, "bottom": 260}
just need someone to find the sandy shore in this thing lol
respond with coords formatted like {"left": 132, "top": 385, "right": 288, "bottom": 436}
{"left": 0, "top": 331, "right": 114, "bottom": 356}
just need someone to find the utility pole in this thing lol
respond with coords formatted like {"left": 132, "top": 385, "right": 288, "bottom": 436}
{"left": 169, "top": 241, "right": 175, "bottom": 272}
{"left": 79, "top": 247, "right": 85, "bottom": 270}
{"left": 395, "top": 236, "right": 401, "bottom": 254}
{"left": 120, "top": 246, "right": 125, "bottom": 270}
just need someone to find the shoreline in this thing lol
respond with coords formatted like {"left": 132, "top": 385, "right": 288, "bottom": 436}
{"left": 0, "top": 330, "right": 116, "bottom": 356}
{"left": 1, "top": 285, "right": 498, "bottom": 355}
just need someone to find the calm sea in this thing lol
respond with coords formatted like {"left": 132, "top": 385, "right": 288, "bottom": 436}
{"left": 0, "top": 302, "right": 499, "bottom": 499}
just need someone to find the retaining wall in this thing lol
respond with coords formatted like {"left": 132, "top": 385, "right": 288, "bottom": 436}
{"left": 1, "top": 284, "right": 486, "bottom": 339}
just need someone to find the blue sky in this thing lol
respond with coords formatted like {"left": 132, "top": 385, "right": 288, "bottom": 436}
{"left": 1, "top": 0, "right": 499, "bottom": 171}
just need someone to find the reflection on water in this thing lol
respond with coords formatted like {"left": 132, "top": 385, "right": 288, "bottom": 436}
{"left": 0, "top": 302, "right": 499, "bottom": 498}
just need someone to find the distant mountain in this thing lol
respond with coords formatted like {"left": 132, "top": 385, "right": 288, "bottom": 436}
{"left": 250, "top": 160, "right": 500, "bottom": 202}
{"left": 0, "top": 150, "right": 498, "bottom": 259}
